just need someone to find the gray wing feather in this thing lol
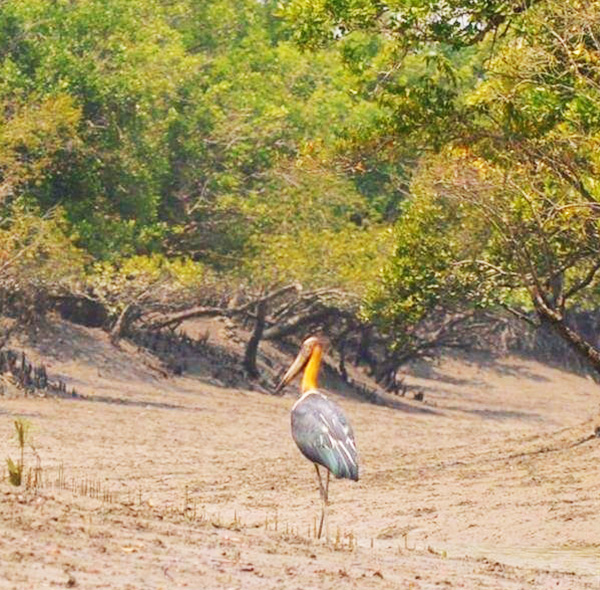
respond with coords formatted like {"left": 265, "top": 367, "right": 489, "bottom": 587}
{"left": 291, "top": 392, "right": 359, "bottom": 481}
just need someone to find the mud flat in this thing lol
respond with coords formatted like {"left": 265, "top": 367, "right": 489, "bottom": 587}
{"left": 1, "top": 320, "right": 599, "bottom": 589}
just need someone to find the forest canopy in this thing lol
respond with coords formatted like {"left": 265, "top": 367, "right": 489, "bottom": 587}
{"left": 1, "top": 0, "right": 600, "bottom": 378}
{"left": 0, "top": 0, "right": 395, "bottom": 278}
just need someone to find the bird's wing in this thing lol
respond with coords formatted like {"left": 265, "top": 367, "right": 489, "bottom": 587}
{"left": 291, "top": 392, "right": 359, "bottom": 481}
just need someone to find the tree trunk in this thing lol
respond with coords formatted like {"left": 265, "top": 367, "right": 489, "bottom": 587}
{"left": 0, "top": 322, "right": 16, "bottom": 350}
{"left": 110, "top": 303, "right": 140, "bottom": 347}
{"left": 151, "top": 283, "right": 299, "bottom": 330}
{"left": 243, "top": 299, "right": 267, "bottom": 379}
{"left": 354, "top": 325, "right": 378, "bottom": 369}
{"left": 262, "top": 308, "right": 337, "bottom": 340}
{"left": 374, "top": 352, "right": 400, "bottom": 391}
{"left": 535, "top": 300, "right": 600, "bottom": 376}
{"left": 354, "top": 326, "right": 368, "bottom": 366}
{"left": 338, "top": 337, "right": 349, "bottom": 383}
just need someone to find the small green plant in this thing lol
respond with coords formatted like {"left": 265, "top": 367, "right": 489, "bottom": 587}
{"left": 6, "top": 418, "right": 31, "bottom": 486}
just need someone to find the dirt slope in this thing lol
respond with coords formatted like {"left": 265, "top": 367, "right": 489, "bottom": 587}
{"left": 1, "top": 318, "right": 599, "bottom": 589}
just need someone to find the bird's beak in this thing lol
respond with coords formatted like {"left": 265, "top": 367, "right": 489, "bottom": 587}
{"left": 274, "top": 348, "right": 309, "bottom": 394}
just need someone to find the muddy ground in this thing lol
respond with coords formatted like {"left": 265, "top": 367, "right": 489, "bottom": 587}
{"left": 1, "top": 318, "right": 600, "bottom": 589}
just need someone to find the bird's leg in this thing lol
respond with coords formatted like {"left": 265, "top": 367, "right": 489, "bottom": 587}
{"left": 324, "top": 468, "right": 330, "bottom": 540}
{"left": 314, "top": 464, "right": 326, "bottom": 539}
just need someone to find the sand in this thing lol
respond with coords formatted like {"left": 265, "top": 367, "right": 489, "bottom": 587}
{"left": 1, "top": 318, "right": 599, "bottom": 589}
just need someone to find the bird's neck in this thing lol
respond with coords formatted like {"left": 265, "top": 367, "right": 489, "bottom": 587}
{"left": 301, "top": 344, "right": 322, "bottom": 393}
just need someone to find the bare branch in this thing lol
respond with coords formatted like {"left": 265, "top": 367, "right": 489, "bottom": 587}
{"left": 560, "top": 260, "right": 600, "bottom": 307}
{"left": 149, "top": 283, "right": 301, "bottom": 330}
{"left": 500, "top": 303, "right": 539, "bottom": 328}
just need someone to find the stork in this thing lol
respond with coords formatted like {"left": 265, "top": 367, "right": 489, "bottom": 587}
{"left": 275, "top": 335, "right": 359, "bottom": 539}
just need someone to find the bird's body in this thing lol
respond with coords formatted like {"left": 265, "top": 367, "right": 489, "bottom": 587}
{"left": 275, "top": 335, "right": 359, "bottom": 538}
{"left": 291, "top": 390, "right": 359, "bottom": 481}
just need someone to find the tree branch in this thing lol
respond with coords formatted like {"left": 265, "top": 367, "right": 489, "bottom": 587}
{"left": 559, "top": 260, "right": 600, "bottom": 307}
{"left": 149, "top": 284, "right": 300, "bottom": 330}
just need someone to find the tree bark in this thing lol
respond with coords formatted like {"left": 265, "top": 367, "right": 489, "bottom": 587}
{"left": 263, "top": 306, "right": 357, "bottom": 341}
{"left": 535, "top": 303, "right": 600, "bottom": 375}
{"left": 374, "top": 351, "right": 402, "bottom": 392}
{"left": 110, "top": 303, "right": 140, "bottom": 347}
{"left": 338, "top": 337, "right": 349, "bottom": 382}
{"left": 354, "top": 325, "right": 376, "bottom": 368}
{"left": 151, "top": 284, "right": 299, "bottom": 330}
{"left": 243, "top": 299, "right": 267, "bottom": 379}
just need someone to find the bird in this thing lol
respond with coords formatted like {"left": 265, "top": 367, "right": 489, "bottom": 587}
{"left": 275, "top": 335, "right": 359, "bottom": 539}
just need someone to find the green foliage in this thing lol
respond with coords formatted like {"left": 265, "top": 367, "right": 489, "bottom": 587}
{"left": 0, "top": 95, "right": 82, "bottom": 196}
{"left": 249, "top": 223, "right": 393, "bottom": 292}
{"left": 0, "top": 202, "right": 86, "bottom": 286}
{"left": 87, "top": 254, "right": 207, "bottom": 317}
{"left": 0, "top": 0, "right": 195, "bottom": 258}
{"left": 91, "top": 254, "right": 205, "bottom": 293}
{"left": 0, "top": 0, "right": 396, "bottom": 297}
{"left": 364, "top": 165, "right": 492, "bottom": 338}
{"left": 239, "top": 160, "right": 393, "bottom": 291}
{"left": 157, "top": 1, "right": 396, "bottom": 279}
{"left": 6, "top": 457, "right": 21, "bottom": 487}
{"left": 15, "top": 0, "right": 598, "bottom": 340}
{"left": 280, "top": 0, "right": 526, "bottom": 49}
{"left": 364, "top": 0, "right": 600, "bottom": 338}
{"left": 6, "top": 418, "right": 31, "bottom": 487}
{"left": 0, "top": 202, "right": 85, "bottom": 319}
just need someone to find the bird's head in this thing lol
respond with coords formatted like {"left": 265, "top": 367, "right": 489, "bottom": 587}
{"left": 274, "top": 334, "right": 326, "bottom": 394}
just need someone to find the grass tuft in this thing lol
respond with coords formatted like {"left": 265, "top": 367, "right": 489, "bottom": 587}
{"left": 6, "top": 418, "right": 31, "bottom": 486}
